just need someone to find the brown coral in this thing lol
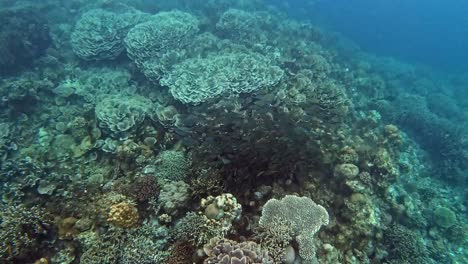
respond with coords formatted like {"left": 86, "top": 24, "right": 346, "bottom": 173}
{"left": 133, "top": 175, "right": 159, "bottom": 202}
{"left": 167, "top": 241, "right": 195, "bottom": 264}
{"left": 107, "top": 202, "right": 139, "bottom": 228}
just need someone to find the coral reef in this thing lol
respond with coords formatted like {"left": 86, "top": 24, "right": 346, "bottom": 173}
{"left": 0, "top": 1, "right": 466, "bottom": 263}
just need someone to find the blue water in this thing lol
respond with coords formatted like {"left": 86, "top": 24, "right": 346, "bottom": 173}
{"left": 273, "top": 0, "right": 468, "bottom": 73}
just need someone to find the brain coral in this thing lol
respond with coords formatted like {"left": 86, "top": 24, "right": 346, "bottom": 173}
{"left": 124, "top": 10, "right": 200, "bottom": 63}
{"left": 161, "top": 52, "right": 284, "bottom": 104}
{"left": 71, "top": 8, "right": 147, "bottom": 60}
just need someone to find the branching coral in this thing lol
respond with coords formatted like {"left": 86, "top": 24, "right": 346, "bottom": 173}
{"left": 161, "top": 52, "right": 284, "bottom": 104}
{"left": 120, "top": 224, "right": 170, "bottom": 263}
{"left": 384, "top": 224, "right": 431, "bottom": 264}
{"left": 133, "top": 175, "right": 160, "bottom": 202}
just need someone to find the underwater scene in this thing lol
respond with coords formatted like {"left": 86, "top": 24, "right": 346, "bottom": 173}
{"left": 0, "top": 0, "right": 466, "bottom": 263}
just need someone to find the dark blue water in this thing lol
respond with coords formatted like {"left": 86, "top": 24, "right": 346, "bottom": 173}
{"left": 272, "top": 0, "right": 468, "bottom": 73}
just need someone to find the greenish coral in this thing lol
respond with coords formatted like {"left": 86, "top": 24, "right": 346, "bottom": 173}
{"left": 124, "top": 10, "right": 199, "bottom": 81}
{"left": 95, "top": 94, "right": 153, "bottom": 139}
{"left": 158, "top": 180, "right": 190, "bottom": 215}
{"left": 120, "top": 225, "right": 170, "bottom": 264}
{"left": 259, "top": 195, "right": 329, "bottom": 263}
{"left": 433, "top": 206, "right": 457, "bottom": 228}
{"left": 385, "top": 224, "right": 432, "bottom": 264}
{"left": 216, "top": 8, "right": 268, "bottom": 43}
{"left": 161, "top": 52, "right": 284, "bottom": 104}
{"left": 71, "top": 8, "right": 147, "bottom": 60}
{"left": 71, "top": 66, "right": 137, "bottom": 103}
{"left": 155, "top": 150, "right": 191, "bottom": 181}
{"left": 172, "top": 212, "right": 206, "bottom": 245}
{"left": 125, "top": 10, "right": 199, "bottom": 62}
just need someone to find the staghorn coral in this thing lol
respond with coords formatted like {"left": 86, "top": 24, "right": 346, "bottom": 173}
{"left": 161, "top": 52, "right": 283, "bottom": 104}
{"left": 259, "top": 195, "right": 329, "bottom": 263}
{"left": 203, "top": 238, "right": 273, "bottom": 264}
{"left": 107, "top": 201, "right": 139, "bottom": 228}
{"left": 172, "top": 212, "right": 207, "bottom": 245}
{"left": 71, "top": 8, "right": 147, "bottom": 60}
{"left": 254, "top": 219, "right": 294, "bottom": 263}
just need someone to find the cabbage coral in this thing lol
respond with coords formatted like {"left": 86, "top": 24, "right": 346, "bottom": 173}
{"left": 161, "top": 52, "right": 283, "bottom": 104}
